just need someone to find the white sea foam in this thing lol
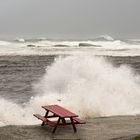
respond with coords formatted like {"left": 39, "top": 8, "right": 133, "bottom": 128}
{"left": 0, "top": 55, "right": 140, "bottom": 126}
{"left": 32, "top": 55, "right": 140, "bottom": 118}
{"left": 0, "top": 40, "right": 11, "bottom": 46}
{"left": 15, "top": 38, "right": 25, "bottom": 42}
{"left": 95, "top": 35, "right": 114, "bottom": 41}
{"left": 0, "top": 37, "right": 140, "bottom": 56}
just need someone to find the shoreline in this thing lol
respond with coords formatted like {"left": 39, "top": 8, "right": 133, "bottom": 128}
{"left": 0, "top": 116, "right": 140, "bottom": 140}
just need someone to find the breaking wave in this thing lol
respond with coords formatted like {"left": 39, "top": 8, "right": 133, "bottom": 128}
{"left": 15, "top": 38, "right": 25, "bottom": 42}
{"left": 0, "top": 36, "right": 140, "bottom": 56}
{"left": 1, "top": 55, "right": 140, "bottom": 126}
{"left": 94, "top": 35, "right": 114, "bottom": 41}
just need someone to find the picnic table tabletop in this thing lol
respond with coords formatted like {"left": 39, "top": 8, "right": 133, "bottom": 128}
{"left": 42, "top": 105, "right": 78, "bottom": 118}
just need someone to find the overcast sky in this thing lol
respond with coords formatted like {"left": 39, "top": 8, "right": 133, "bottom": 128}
{"left": 0, "top": 0, "right": 140, "bottom": 39}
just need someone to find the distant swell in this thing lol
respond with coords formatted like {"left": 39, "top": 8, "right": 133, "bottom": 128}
{"left": 0, "top": 36, "right": 140, "bottom": 56}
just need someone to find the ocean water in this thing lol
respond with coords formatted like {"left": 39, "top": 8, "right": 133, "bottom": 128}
{"left": 1, "top": 35, "right": 140, "bottom": 126}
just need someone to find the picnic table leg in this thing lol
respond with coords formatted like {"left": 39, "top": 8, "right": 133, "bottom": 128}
{"left": 70, "top": 117, "right": 77, "bottom": 133}
{"left": 42, "top": 110, "right": 49, "bottom": 126}
{"left": 62, "top": 118, "right": 66, "bottom": 124}
{"left": 52, "top": 117, "right": 61, "bottom": 133}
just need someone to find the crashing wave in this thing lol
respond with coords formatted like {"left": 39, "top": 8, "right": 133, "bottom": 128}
{"left": 1, "top": 55, "right": 140, "bottom": 126}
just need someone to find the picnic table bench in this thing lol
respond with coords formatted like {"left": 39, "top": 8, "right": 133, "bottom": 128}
{"left": 33, "top": 105, "right": 85, "bottom": 133}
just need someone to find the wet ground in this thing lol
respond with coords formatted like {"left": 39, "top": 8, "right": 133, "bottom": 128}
{"left": 0, "top": 116, "right": 140, "bottom": 140}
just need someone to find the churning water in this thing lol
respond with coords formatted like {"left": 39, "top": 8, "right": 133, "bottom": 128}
{"left": 0, "top": 36, "right": 140, "bottom": 126}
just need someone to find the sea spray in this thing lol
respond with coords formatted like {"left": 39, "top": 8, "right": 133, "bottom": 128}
{"left": 33, "top": 55, "right": 140, "bottom": 117}
{"left": 0, "top": 97, "right": 49, "bottom": 126}
{"left": 0, "top": 55, "right": 140, "bottom": 126}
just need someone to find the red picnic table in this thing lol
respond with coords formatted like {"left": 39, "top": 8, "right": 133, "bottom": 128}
{"left": 34, "top": 105, "right": 85, "bottom": 133}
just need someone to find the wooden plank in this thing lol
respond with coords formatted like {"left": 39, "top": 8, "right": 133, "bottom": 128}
{"left": 33, "top": 115, "right": 84, "bottom": 127}
{"left": 33, "top": 114, "right": 56, "bottom": 127}
{"left": 42, "top": 105, "right": 78, "bottom": 118}
{"left": 73, "top": 117, "right": 86, "bottom": 124}
{"left": 34, "top": 114, "right": 46, "bottom": 122}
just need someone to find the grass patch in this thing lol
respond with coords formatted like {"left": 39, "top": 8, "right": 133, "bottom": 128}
{"left": 131, "top": 136, "right": 140, "bottom": 140}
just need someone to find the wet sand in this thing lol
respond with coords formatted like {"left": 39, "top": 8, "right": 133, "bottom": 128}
{"left": 0, "top": 116, "right": 140, "bottom": 140}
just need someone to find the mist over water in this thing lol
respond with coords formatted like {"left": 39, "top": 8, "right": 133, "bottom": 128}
{"left": 0, "top": 55, "right": 140, "bottom": 126}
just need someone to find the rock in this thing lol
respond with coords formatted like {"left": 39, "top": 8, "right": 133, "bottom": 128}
{"left": 27, "top": 44, "right": 36, "bottom": 47}
{"left": 78, "top": 43, "right": 101, "bottom": 47}
{"left": 54, "top": 44, "right": 70, "bottom": 47}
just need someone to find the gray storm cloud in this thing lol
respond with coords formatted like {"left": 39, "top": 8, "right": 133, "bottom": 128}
{"left": 0, "top": 0, "right": 140, "bottom": 39}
